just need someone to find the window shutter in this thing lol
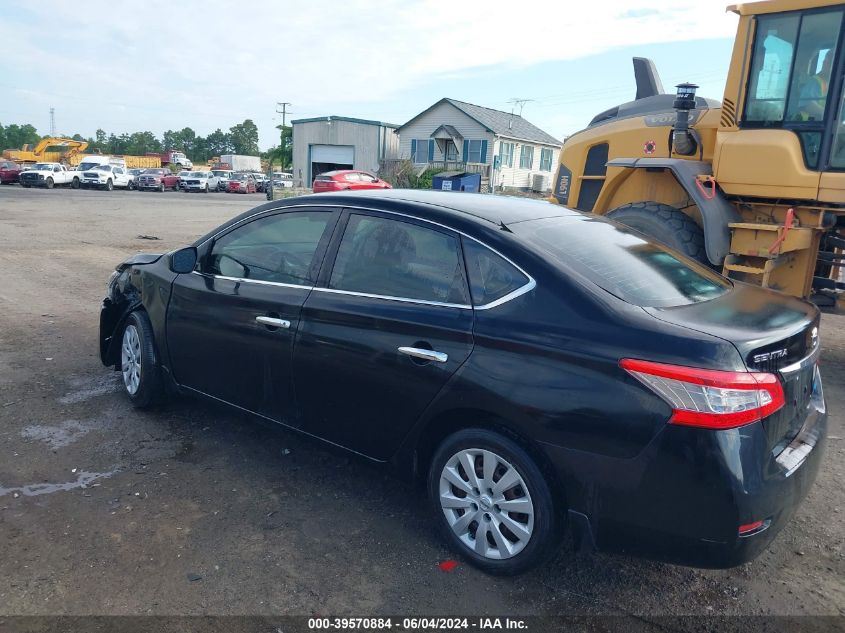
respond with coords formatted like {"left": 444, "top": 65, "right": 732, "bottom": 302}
{"left": 463, "top": 139, "right": 469, "bottom": 161}
{"left": 481, "top": 140, "right": 488, "bottom": 163}
{"left": 410, "top": 139, "right": 417, "bottom": 160}
{"left": 428, "top": 139, "right": 434, "bottom": 162}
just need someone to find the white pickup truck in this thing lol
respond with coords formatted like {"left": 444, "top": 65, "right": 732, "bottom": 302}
{"left": 19, "top": 163, "right": 77, "bottom": 188}
{"left": 80, "top": 164, "right": 134, "bottom": 190}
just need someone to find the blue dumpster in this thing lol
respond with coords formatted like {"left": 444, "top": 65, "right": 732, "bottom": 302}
{"left": 432, "top": 171, "right": 481, "bottom": 192}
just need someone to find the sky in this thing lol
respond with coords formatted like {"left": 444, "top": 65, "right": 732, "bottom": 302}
{"left": 0, "top": 1, "right": 739, "bottom": 149}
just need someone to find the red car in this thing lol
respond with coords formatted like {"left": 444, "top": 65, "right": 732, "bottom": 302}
{"left": 227, "top": 173, "right": 256, "bottom": 194}
{"left": 0, "top": 160, "right": 22, "bottom": 184}
{"left": 137, "top": 168, "right": 180, "bottom": 192}
{"left": 312, "top": 170, "right": 392, "bottom": 193}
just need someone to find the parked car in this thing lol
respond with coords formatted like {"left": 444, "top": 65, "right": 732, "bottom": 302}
{"left": 226, "top": 173, "right": 256, "bottom": 194}
{"left": 177, "top": 171, "right": 192, "bottom": 190}
{"left": 181, "top": 171, "right": 220, "bottom": 193}
{"left": 137, "top": 168, "right": 180, "bottom": 192}
{"left": 211, "top": 169, "right": 233, "bottom": 191}
{"left": 19, "top": 163, "right": 76, "bottom": 188}
{"left": 81, "top": 164, "right": 134, "bottom": 190}
{"left": 273, "top": 172, "right": 294, "bottom": 188}
{"left": 0, "top": 160, "right": 22, "bottom": 184}
{"left": 99, "top": 190, "right": 825, "bottom": 575}
{"left": 128, "top": 168, "right": 144, "bottom": 181}
{"left": 312, "top": 170, "right": 391, "bottom": 193}
{"left": 251, "top": 173, "right": 268, "bottom": 193}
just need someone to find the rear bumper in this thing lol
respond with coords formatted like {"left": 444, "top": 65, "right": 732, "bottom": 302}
{"left": 544, "top": 392, "right": 827, "bottom": 568}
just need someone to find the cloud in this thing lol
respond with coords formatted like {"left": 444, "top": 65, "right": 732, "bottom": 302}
{"left": 0, "top": 1, "right": 737, "bottom": 146}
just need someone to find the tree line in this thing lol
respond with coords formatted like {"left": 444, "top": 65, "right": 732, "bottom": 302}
{"left": 0, "top": 119, "right": 292, "bottom": 167}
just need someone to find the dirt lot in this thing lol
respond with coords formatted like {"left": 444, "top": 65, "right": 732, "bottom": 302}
{"left": 0, "top": 186, "right": 843, "bottom": 621}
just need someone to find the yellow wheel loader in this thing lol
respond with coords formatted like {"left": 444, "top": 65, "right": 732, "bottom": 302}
{"left": 551, "top": 0, "right": 845, "bottom": 307}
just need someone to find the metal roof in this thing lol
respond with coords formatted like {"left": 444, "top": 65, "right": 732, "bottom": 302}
{"left": 290, "top": 115, "right": 400, "bottom": 129}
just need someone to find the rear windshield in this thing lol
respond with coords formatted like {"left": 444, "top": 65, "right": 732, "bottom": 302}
{"left": 514, "top": 216, "right": 729, "bottom": 307}
{"left": 315, "top": 175, "right": 332, "bottom": 181}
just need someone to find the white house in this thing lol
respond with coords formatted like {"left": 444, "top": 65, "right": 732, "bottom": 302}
{"left": 396, "top": 98, "right": 562, "bottom": 192}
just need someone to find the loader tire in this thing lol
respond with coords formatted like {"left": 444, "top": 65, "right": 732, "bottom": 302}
{"left": 607, "top": 202, "right": 707, "bottom": 265}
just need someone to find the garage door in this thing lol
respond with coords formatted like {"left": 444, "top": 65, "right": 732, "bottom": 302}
{"left": 311, "top": 145, "right": 354, "bottom": 165}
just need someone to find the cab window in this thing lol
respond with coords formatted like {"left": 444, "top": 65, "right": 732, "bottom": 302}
{"left": 206, "top": 211, "right": 333, "bottom": 285}
{"left": 743, "top": 9, "right": 844, "bottom": 169}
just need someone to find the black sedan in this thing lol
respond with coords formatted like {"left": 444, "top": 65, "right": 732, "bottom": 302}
{"left": 99, "top": 190, "right": 826, "bottom": 575}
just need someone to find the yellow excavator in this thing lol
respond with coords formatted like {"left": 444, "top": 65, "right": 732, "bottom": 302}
{"left": 551, "top": 0, "right": 845, "bottom": 307}
{"left": 3, "top": 137, "right": 89, "bottom": 166}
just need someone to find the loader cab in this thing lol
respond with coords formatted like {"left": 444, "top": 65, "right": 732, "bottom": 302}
{"left": 741, "top": 5, "right": 845, "bottom": 171}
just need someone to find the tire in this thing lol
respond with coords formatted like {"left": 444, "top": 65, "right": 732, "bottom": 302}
{"left": 173, "top": 182, "right": 180, "bottom": 191}
{"left": 159, "top": 183, "right": 165, "bottom": 192}
{"left": 606, "top": 202, "right": 707, "bottom": 264}
{"left": 71, "top": 177, "right": 80, "bottom": 189}
{"left": 106, "top": 179, "right": 113, "bottom": 191}
{"left": 45, "top": 177, "right": 54, "bottom": 189}
{"left": 428, "top": 428, "right": 560, "bottom": 575}
{"left": 203, "top": 184, "right": 208, "bottom": 193}
{"left": 119, "top": 310, "right": 165, "bottom": 408}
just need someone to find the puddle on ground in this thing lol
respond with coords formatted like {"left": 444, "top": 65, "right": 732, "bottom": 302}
{"left": 21, "top": 419, "right": 95, "bottom": 449}
{"left": 59, "top": 374, "right": 121, "bottom": 405}
{"left": 0, "top": 470, "right": 119, "bottom": 497}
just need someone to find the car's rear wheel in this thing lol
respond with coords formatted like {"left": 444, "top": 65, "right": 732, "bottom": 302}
{"left": 71, "top": 177, "right": 80, "bottom": 189}
{"left": 45, "top": 177, "right": 54, "bottom": 189}
{"left": 428, "top": 428, "right": 560, "bottom": 575}
{"left": 120, "top": 311, "right": 164, "bottom": 408}
{"left": 606, "top": 202, "right": 707, "bottom": 265}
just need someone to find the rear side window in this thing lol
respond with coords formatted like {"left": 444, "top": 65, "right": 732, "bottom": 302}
{"left": 207, "top": 211, "right": 332, "bottom": 285}
{"left": 515, "top": 216, "right": 729, "bottom": 307}
{"left": 329, "top": 214, "right": 469, "bottom": 305}
{"left": 462, "top": 238, "right": 529, "bottom": 306}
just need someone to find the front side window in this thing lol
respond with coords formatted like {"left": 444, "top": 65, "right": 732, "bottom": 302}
{"left": 519, "top": 145, "right": 534, "bottom": 169}
{"left": 206, "top": 211, "right": 332, "bottom": 285}
{"left": 540, "top": 148, "right": 553, "bottom": 171}
{"left": 462, "top": 238, "right": 530, "bottom": 306}
{"left": 413, "top": 139, "right": 429, "bottom": 164}
{"left": 329, "top": 214, "right": 469, "bottom": 305}
{"left": 499, "top": 142, "right": 514, "bottom": 168}
{"left": 466, "top": 139, "right": 483, "bottom": 163}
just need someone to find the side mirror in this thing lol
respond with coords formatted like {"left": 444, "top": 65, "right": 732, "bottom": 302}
{"left": 169, "top": 246, "right": 197, "bottom": 274}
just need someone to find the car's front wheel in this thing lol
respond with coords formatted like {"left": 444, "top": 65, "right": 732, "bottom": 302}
{"left": 120, "top": 310, "right": 164, "bottom": 408}
{"left": 428, "top": 428, "right": 560, "bottom": 575}
{"left": 105, "top": 179, "right": 113, "bottom": 191}
{"left": 45, "top": 177, "right": 54, "bottom": 189}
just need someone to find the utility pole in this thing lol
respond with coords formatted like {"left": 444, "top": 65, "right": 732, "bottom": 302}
{"left": 49, "top": 107, "right": 56, "bottom": 136}
{"left": 507, "top": 98, "right": 533, "bottom": 117}
{"left": 276, "top": 102, "right": 292, "bottom": 127}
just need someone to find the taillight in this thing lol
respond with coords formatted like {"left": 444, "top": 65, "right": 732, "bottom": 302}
{"left": 620, "top": 359, "right": 785, "bottom": 429}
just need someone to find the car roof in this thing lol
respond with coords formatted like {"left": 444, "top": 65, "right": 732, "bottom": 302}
{"left": 299, "top": 189, "right": 576, "bottom": 226}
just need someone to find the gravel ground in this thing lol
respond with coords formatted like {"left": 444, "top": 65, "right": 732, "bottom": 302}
{"left": 0, "top": 186, "right": 843, "bottom": 620}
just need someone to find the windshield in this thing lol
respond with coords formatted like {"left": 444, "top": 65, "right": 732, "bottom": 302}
{"left": 92, "top": 165, "right": 111, "bottom": 171}
{"left": 0, "top": 162, "right": 16, "bottom": 169}
{"left": 33, "top": 163, "right": 53, "bottom": 170}
{"left": 189, "top": 172, "right": 205, "bottom": 177}
{"left": 212, "top": 171, "right": 228, "bottom": 177}
{"left": 232, "top": 173, "right": 247, "bottom": 181}
{"left": 513, "top": 216, "right": 730, "bottom": 308}
{"left": 79, "top": 162, "right": 101, "bottom": 171}
{"left": 143, "top": 169, "right": 164, "bottom": 175}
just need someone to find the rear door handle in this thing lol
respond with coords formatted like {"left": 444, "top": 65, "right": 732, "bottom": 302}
{"left": 256, "top": 316, "right": 290, "bottom": 329}
{"left": 398, "top": 346, "right": 448, "bottom": 363}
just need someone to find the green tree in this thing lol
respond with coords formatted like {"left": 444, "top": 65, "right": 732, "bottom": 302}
{"left": 1, "top": 123, "right": 40, "bottom": 149}
{"left": 205, "top": 128, "right": 232, "bottom": 156}
{"left": 229, "top": 119, "right": 259, "bottom": 155}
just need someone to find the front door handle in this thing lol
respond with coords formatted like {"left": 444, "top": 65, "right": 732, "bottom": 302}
{"left": 256, "top": 315, "right": 290, "bottom": 329}
{"left": 398, "top": 346, "right": 448, "bottom": 363}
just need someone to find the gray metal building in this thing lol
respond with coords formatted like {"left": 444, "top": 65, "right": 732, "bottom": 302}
{"left": 291, "top": 116, "right": 400, "bottom": 187}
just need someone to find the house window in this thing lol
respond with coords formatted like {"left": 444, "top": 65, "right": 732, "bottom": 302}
{"left": 540, "top": 148, "right": 553, "bottom": 171}
{"left": 499, "top": 142, "right": 514, "bottom": 168}
{"left": 413, "top": 139, "right": 429, "bottom": 164}
{"left": 466, "top": 139, "right": 483, "bottom": 163}
{"left": 519, "top": 145, "right": 534, "bottom": 169}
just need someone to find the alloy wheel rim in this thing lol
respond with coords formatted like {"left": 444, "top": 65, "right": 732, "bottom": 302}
{"left": 121, "top": 325, "right": 142, "bottom": 395}
{"left": 439, "top": 448, "right": 534, "bottom": 560}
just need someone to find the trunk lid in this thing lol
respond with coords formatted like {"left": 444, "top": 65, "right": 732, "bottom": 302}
{"left": 644, "top": 281, "right": 820, "bottom": 455}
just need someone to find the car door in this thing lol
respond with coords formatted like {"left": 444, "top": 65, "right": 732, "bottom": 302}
{"left": 113, "top": 167, "right": 127, "bottom": 187}
{"left": 292, "top": 210, "right": 475, "bottom": 459}
{"left": 166, "top": 208, "right": 340, "bottom": 422}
